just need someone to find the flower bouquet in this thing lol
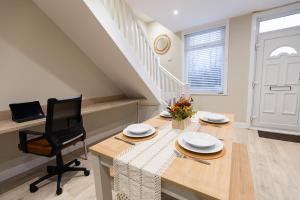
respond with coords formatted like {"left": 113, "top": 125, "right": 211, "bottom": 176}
{"left": 168, "top": 97, "right": 195, "bottom": 130}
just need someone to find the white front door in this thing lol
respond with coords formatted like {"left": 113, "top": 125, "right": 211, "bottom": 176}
{"left": 252, "top": 27, "right": 300, "bottom": 133}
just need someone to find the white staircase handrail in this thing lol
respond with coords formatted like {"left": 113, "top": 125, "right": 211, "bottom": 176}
{"left": 98, "top": 0, "right": 188, "bottom": 104}
{"left": 159, "top": 65, "right": 184, "bottom": 87}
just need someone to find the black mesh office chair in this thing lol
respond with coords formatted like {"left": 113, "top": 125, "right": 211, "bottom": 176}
{"left": 18, "top": 96, "right": 89, "bottom": 195}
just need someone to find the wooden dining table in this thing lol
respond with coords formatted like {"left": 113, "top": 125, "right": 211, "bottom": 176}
{"left": 89, "top": 114, "right": 255, "bottom": 200}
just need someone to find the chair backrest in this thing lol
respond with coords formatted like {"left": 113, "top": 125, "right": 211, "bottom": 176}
{"left": 45, "top": 95, "right": 85, "bottom": 144}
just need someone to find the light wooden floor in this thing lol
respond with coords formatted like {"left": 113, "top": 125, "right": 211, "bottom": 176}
{"left": 0, "top": 128, "right": 300, "bottom": 200}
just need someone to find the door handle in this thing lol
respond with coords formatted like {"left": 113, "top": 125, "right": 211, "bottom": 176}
{"left": 269, "top": 85, "right": 291, "bottom": 91}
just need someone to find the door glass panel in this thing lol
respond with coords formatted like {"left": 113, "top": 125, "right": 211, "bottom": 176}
{"left": 270, "top": 46, "right": 297, "bottom": 57}
{"left": 259, "top": 13, "right": 300, "bottom": 33}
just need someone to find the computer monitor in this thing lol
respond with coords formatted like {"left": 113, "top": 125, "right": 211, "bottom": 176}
{"left": 9, "top": 101, "right": 45, "bottom": 123}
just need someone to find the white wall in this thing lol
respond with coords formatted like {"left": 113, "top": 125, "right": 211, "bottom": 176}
{"left": 147, "top": 22, "right": 183, "bottom": 81}
{"left": 142, "top": 14, "right": 253, "bottom": 122}
{"left": 0, "top": 0, "right": 122, "bottom": 111}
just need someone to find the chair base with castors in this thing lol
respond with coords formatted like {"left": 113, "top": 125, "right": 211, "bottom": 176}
{"left": 29, "top": 152, "right": 90, "bottom": 195}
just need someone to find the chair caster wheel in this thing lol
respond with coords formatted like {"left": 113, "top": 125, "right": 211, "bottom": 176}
{"left": 84, "top": 170, "right": 90, "bottom": 176}
{"left": 30, "top": 185, "right": 38, "bottom": 193}
{"left": 75, "top": 160, "right": 80, "bottom": 166}
{"left": 56, "top": 188, "right": 63, "bottom": 195}
{"left": 47, "top": 166, "right": 56, "bottom": 174}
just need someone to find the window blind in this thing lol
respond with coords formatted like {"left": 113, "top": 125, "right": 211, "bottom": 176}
{"left": 185, "top": 26, "right": 226, "bottom": 93}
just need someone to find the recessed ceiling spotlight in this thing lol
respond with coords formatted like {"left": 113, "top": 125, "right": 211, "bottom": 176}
{"left": 173, "top": 9, "right": 178, "bottom": 15}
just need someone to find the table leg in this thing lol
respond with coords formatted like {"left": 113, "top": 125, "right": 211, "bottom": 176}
{"left": 91, "top": 154, "right": 113, "bottom": 200}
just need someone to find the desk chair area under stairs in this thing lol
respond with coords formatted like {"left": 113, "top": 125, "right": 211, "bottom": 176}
{"left": 18, "top": 96, "right": 89, "bottom": 195}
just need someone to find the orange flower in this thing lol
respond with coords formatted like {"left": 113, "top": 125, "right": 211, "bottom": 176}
{"left": 172, "top": 106, "right": 179, "bottom": 112}
{"left": 184, "top": 107, "right": 189, "bottom": 113}
{"left": 175, "top": 102, "right": 181, "bottom": 107}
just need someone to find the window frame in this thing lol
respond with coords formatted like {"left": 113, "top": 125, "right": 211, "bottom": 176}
{"left": 258, "top": 10, "right": 300, "bottom": 33}
{"left": 182, "top": 21, "right": 229, "bottom": 95}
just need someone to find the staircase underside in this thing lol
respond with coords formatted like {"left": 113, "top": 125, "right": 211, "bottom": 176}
{"left": 33, "top": 0, "right": 161, "bottom": 105}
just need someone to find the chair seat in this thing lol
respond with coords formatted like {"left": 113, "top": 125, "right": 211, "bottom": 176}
{"left": 27, "top": 136, "right": 82, "bottom": 156}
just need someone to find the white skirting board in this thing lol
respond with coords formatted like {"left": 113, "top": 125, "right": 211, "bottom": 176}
{"left": 250, "top": 126, "right": 300, "bottom": 136}
{"left": 0, "top": 124, "right": 131, "bottom": 183}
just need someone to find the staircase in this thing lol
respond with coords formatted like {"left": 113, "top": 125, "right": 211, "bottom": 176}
{"left": 91, "top": 0, "right": 189, "bottom": 106}
{"left": 33, "top": 0, "right": 189, "bottom": 108}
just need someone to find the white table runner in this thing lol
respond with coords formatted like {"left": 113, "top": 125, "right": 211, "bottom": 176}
{"left": 113, "top": 122, "right": 199, "bottom": 200}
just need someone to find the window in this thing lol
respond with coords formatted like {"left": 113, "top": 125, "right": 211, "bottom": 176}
{"left": 184, "top": 26, "right": 227, "bottom": 94}
{"left": 259, "top": 13, "right": 300, "bottom": 33}
{"left": 270, "top": 46, "right": 297, "bottom": 57}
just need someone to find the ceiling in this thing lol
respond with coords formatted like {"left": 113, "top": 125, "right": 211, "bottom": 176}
{"left": 127, "top": 0, "right": 298, "bottom": 32}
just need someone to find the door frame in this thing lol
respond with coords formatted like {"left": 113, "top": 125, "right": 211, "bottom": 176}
{"left": 247, "top": 2, "right": 300, "bottom": 133}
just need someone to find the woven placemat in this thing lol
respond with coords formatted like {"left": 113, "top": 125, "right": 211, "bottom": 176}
{"left": 120, "top": 131, "right": 158, "bottom": 142}
{"left": 175, "top": 141, "right": 226, "bottom": 160}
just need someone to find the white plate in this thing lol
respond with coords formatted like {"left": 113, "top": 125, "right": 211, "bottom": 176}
{"left": 200, "top": 115, "right": 230, "bottom": 124}
{"left": 160, "top": 111, "right": 172, "bottom": 118}
{"left": 178, "top": 134, "right": 223, "bottom": 154}
{"left": 126, "top": 123, "right": 152, "bottom": 134}
{"left": 204, "top": 113, "right": 226, "bottom": 122}
{"left": 123, "top": 126, "right": 155, "bottom": 138}
{"left": 182, "top": 132, "right": 217, "bottom": 148}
